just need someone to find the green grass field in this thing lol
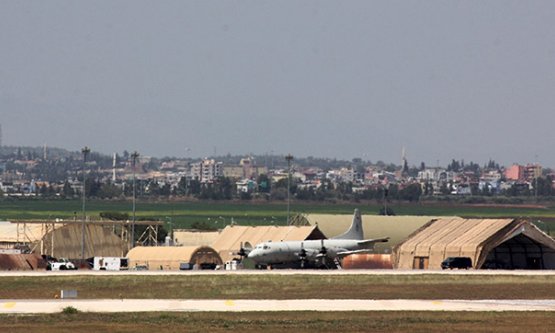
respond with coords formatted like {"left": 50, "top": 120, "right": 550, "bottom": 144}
{"left": 2, "top": 311, "right": 555, "bottom": 333}
{"left": 1, "top": 274, "right": 554, "bottom": 300}
{"left": 1, "top": 199, "right": 555, "bottom": 231}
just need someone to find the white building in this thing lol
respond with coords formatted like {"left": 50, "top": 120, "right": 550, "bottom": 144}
{"left": 417, "top": 168, "right": 454, "bottom": 182}
{"left": 191, "top": 159, "right": 223, "bottom": 183}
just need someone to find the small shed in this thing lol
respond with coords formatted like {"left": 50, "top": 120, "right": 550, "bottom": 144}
{"left": 393, "top": 218, "right": 555, "bottom": 269}
{"left": 127, "top": 246, "right": 223, "bottom": 270}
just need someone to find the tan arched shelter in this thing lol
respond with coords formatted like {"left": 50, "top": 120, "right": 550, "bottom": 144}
{"left": 127, "top": 246, "right": 222, "bottom": 270}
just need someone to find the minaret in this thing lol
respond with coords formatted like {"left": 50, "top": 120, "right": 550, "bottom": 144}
{"left": 43, "top": 143, "right": 47, "bottom": 160}
{"left": 0, "top": 123, "right": 2, "bottom": 147}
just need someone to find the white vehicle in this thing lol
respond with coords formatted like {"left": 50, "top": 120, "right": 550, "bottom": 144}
{"left": 224, "top": 259, "right": 243, "bottom": 270}
{"left": 47, "top": 258, "right": 77, "bottom": 271}
{"left": 93, "top": 257, "right": 129, "bottom": 271}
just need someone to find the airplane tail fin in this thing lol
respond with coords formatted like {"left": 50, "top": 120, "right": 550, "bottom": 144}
{"left": 332, "top": 209, "right": 364, "bottom": 240}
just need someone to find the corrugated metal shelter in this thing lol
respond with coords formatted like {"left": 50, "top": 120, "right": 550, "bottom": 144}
{"left": 211, "top": 225, "right": 325, "bottom": 263}
{"left": 0, "top": 222, "right": 45, "bottom": 249}
{"left": 393, "top": 218, "right": 555, "bottom": 269}
{"left": 127, "top": 246, "right": 222, "bottom": 270}
{"left": 302, "top": 214, "right": 447, "bottom": 253}
{"left": 0, "top": 221, "right": 127, "bottom": 259}
{"left": 42, "top": 223, "right": 127, "bottom": 259}
{"left": 0, "top": 253, "right": 46, "bottom": 270}
{"left": 173, "top": 230, "right": 220, "bottom": 246}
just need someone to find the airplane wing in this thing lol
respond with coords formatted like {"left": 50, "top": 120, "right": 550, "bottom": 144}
{"left": 335, "top": 249, "right": 377, "bottom": 258}
{"left": 357, "top": 237, "right": 390, "bottom": 247}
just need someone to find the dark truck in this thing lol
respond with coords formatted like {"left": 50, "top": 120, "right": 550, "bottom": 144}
{"left": 441, "top": 257, "right": 472, "bottom": 269}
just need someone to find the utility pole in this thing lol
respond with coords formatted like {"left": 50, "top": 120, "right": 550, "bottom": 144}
{"left": 81, "top": 146, "right": 90, "bottom": 260}
{"left": 131, "top": 151, "right": 139, "bottom": 249}
{"left": 383, "top": 183, "right": 389, "bottom": 215}
{"left": 285, "top": 154, "right": 294, "bottom": 225}
{"left": 534, "top": 155, "right": 539, "bottom": 201}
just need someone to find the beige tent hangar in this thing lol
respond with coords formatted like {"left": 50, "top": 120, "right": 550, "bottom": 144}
{"left": 211, "top": 225, "right": 325, "bottom": 263}
{"left": 0, "top": 222, "right": 45, "bottom": 249}
{"left": 127, "top": 246, "right": 222, "bottom": 270}
{"left": 0, "top": 221, "right": 127, "bottom": 258}
{"left": 173, "top": 230, "right": 220, "bottom": 246}
{"left": 301, "top": 214, "right": 448, "bottom": 253}
{"left": 393, "top": 218, "right": 555, "bottom": 269}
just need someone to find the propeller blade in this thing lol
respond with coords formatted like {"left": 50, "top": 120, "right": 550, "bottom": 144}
{"left": 236, "top": 241, "right": 251, "bottom": 258}
{"left": 319, "top": 239, "right": 327, "bottom": 255}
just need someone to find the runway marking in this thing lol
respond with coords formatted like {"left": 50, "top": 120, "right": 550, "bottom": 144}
{"left": 3, "top": 302, "right": 16, "bottom": 309}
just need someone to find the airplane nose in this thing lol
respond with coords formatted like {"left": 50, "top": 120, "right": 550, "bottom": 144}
{"left": 247, "top": 250, "right": 261, "bottom": 262}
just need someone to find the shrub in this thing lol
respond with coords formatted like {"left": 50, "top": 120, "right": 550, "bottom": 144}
{"left": 62, "top": 306, "right": 79, "bottom": 314}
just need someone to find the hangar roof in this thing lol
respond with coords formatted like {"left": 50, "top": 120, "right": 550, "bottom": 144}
{"left": 302, "top": 214, "right": 448, "bottom": 253}
{"left": 173, "top": 230, "right": 220, "bottom": 247}
{"left": 127, "top": 246, "right": 212, "bottom": 261}
{"left": 0, "top": 221, "right": 127, "bottom": 259}
{"left": 0, "top": 221, "right": 55, "bottom": 243}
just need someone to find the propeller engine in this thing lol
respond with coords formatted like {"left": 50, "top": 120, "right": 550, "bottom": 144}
{"left": 299, "top": 242, "right": 307, "bottom": 268}
{"left": 235, "top": 242, "right": 252, "bottom": 260}
{"left": 319, "top": 239, "right": 327, "bottom": 256}
{"left": 318, "top": 239, "right": 328, "bottom": 268}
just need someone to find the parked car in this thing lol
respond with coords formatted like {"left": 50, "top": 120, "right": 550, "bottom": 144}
{"left": 441, "top": 257, "right": 472, "bottom": 269}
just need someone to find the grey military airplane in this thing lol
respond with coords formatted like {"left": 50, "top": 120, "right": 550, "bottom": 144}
{"left": 246, "top": 209, "right": 389, "bottom": 268}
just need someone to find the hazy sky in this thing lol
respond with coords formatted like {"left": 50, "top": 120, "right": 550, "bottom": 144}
{"left": 1, "top": 1, "right": 554, "bottom": 167}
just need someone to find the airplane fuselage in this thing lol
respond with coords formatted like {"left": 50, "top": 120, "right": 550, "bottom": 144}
{"left": 247, "top": 239, "right": 366, "bottom": 266}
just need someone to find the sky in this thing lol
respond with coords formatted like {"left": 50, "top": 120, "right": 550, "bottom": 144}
{"left": 1, "top": 1, "right": 554, "bottom": 167}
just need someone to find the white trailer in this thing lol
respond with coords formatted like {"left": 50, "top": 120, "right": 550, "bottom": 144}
{"left": 93, "top": 257, "right": 129, "bottom": 271}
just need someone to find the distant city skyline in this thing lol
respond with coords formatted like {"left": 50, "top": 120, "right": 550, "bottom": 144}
{"left": 1, "top": 2, "right": 554, "bottom": 167}
{"left": 0, "top": 141, "right": 547, "bottom": 170}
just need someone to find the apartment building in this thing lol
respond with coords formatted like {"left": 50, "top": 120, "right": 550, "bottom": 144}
{"left": 191, "top": 159, "right": 223, "bottom": 183}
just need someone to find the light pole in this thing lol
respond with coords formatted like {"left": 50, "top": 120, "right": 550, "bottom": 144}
{"left": 383, "top": 183, "right": 390, "bottom": 216}
{"left": 81, "top": 146, "right": 90, "bottom": 260}
{"left": 285, "top": 154, "right": 294, "bottom": 225}
{"left": 131, "top": 151, "right": 139, "bottom": 250}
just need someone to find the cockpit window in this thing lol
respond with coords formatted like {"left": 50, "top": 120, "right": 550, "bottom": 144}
{"left": 263, "top": 245, "right": 269, "bottom": 250}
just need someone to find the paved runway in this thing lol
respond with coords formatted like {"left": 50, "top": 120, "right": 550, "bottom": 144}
{"left": 2, "top": 299, "right": 555, "bottom": 313}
